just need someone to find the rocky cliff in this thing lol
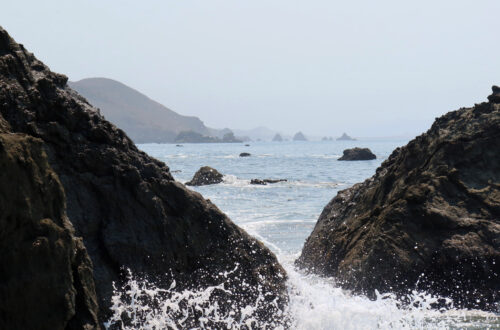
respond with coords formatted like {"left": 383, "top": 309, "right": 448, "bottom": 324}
{"left": 0, "top": 131, "right": 99, "bottom": 329}
{"left": 297, "top": 88, "right": 500, "bottom": 311}
{"left": 0, "top": 26, "right": 286, "bottom": 325}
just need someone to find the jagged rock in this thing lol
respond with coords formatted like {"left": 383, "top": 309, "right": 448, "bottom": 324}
{"left": 240, "top": 152, "right": 251, "bottom": 157}
{"left": 0, "top": 26, "right": 287, "bottom": 325}
{"left": 272, "top": 134, "right": 283, "bottom": 142}
{"left": 296, "top": 88, "right": 500, "bottom": 311}
{"left": 336, "top": 133, "right": 356, "bottom": 141}
{"left": 250, "top": 179, "right": 288, "bottom": 185}
{"left": 338, "top": 147, "right": 376, "bottom": 160}
{"left": 185, "top": 166, "right": 224, "bottom": 186}
{"left": 0, "top": 133, "right": 99, "bottom": 329}
{"left": 487, "top": 85, "right": 500, "bottom": 103}
{"left": 293, "top": 132, "right": 307, "bottom": 141}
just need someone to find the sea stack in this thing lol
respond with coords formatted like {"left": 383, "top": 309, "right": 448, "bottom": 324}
{"left": 336, "top": 133, "right": 356, "bottom": 141}
{"left": 293, "top": 132, "right": 307, "bottom": 141}
{"left": 0, "top": 26, "right": 287, "bottom": 327}
{"left": 297, "top": 87, "right": 500, "bottom": 311}
{"left": 272, "top": 133, "right": 283, "bottom": 142}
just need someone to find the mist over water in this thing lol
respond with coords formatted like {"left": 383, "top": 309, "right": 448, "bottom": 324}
{"left": 107, "top": 140, "right": 499, "bottom": 329}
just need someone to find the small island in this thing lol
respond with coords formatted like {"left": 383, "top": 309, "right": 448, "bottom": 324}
{"left": 336, "top": 133, "right": 356, "bottom": 141}
{"left": 272, "top": 133, "right": 283, "bottom": 142}
{"left": 293, "top": 132, "right": 307, "bottom": 141}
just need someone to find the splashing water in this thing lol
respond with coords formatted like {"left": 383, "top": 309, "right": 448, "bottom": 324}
{"left": 116, "top": 141, "right": 500, "bottom": 329}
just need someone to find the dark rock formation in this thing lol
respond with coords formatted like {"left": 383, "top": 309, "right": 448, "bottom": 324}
{"left": 0, "top": 133, "right": 99, "bottom": 329}
{"left": 0, "top": 26, "right": 287, "bottom": 325}
{"left": 293, "top": 132, "right": 307, "bottom": 141}
{"left": 487, "top": 85, "right": 500, "bottom": 103}
{"left": 240, "top": 152, "right": 251, "bottom": 157}
{"left": 297, "top": 87, "right": 500, "bottom": 311}
{"left": 336, "top": 132, "right": 356, "bottom": 141}
{"left": 272, "top": 133, "right": 283, "bottom": 142}
{"left": 338, "top": 147, "right": 376, "bottom": 160}
{"left": 185, "top": 166, "right": 224, "bottom": 186}
{"left": 250, "top": 179, "right": 288, "bottom": 185}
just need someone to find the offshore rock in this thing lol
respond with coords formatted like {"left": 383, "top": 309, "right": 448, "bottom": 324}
{"left": 0, "top": 133, "right": 99, "bottom": 329}
{"left": 293, "top": 131, "right": 307, "bottom": 141}
{"left": 251, "top": 179, "right": 288, "bottom": 185}
{"left": 297, "top": 87, "right": 500, "bottom": 311}
{"left": 0, "top": 26, "right": 287, "bottom": 324}
{"left": 240, "top": 152, "right": 251, "bottom": 157}
{"left": 338, "top": 147, "right": 376, "bottom": 161}
{"left": 272, "top": 133, "right": 283, "bottom": 142}
{"left": 336, "top": 132, "right": 356, "bottom": 141}
{"left": 186, "top": 166, "right": 224, "bottom": 186}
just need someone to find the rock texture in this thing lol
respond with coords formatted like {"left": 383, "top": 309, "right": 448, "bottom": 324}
{"left": 338, "top": 147, "right": 376, "bottom": 161}
{"left": 0, "top": 133, "right": 99, "bottom": 329}
{"left": 297, "top": 88, "right": 500, "bottom": 311}
{"left": 185, "top": 166, "right": 224, "bottom": 186}
{"left": 0, "top": 26, "right": 287, "bottom": 324}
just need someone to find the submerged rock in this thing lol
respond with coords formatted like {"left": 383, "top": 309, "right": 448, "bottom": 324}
{"left": 0, "top": 26, "right": 287, "bottom": 326}
{"left": 297, "top": 87, "right": 500, "bottom": 311}
{"left": 338, "top": 147, "right": 376, "bottom": 160}
{"left": 250, "top": 179, "right": 287, "bottom": 185}
{"left": 0, "top": 133, "right": 99, "bottom": 329}
{"left": 239, "top": 152, "right": 251, "bottom": 157}
{"left": 186, "top": 166, "right": 224, "bottom": 186}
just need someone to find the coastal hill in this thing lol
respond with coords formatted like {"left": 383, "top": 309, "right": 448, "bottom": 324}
{"left": 69, "top": 77, "right": 227, "bottom": 143}
{"left": 0, "top": 26, "right": 286, "bottom": 328}
{"left": 297, "top": 87, "right": 500, "bottom": 310}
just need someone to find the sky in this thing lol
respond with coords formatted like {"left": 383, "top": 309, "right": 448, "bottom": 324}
{"left": 2, "top": 0, "right": 500, "bottom": 137}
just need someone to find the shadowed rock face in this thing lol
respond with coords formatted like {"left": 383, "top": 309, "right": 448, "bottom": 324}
{"left": 0, "top": 133, "right": 99, "bottom": 330}
{"left": 338, "top": 147, "right": 376, "bottom": 161}
{"left": 0, "top": 26, "right": 287, "bottom": 325}
{"left": 297, "top": 88, "right": 500, "bottom": 311}
{"left": 185, "top": 166, "right": 224, "bottom": 186}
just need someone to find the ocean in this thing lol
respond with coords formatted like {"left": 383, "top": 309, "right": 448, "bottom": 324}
{"left": 108, "top": 140, "right": 499, "bottom": 329}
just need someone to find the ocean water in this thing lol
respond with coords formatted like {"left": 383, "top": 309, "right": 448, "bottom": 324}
{"left": 107, "top": 140, "right": 500, "bottom": 329}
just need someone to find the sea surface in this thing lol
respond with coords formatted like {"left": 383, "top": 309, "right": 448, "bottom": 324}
{"left": 109, "top": 140, "right": 500, "bottom": 329}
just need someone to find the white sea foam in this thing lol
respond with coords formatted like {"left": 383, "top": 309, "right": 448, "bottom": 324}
{"left": 105, "top": 260, "right": 499, "bottom": 329}
{"left": 133, "top": 141, "right": 500, "bottom": 329}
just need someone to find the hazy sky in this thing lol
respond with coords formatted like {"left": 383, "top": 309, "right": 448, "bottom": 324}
{"left": 2, "top": 0, "right": 500, "bottom": 137}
